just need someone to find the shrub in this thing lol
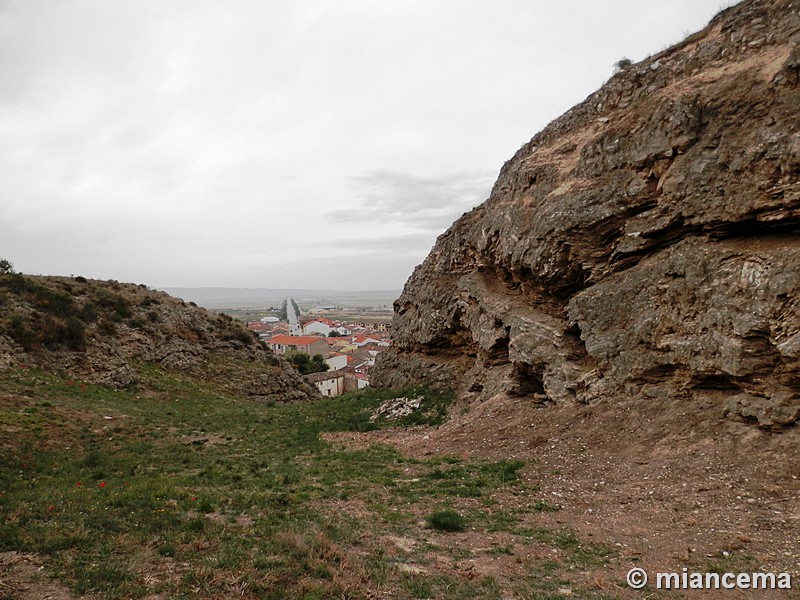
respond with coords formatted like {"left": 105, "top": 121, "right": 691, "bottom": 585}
{"left": 0, "top": 274, "right": 76, "bottom": 317}
{"left": 5, "top": 301, "right": 84, "bottom": 351}
{"left": 614, "top": 57, "right": 632, "bottom": 71}
{"left": 96, "top": 290, "right": 131, "bottom": 318}
{"left": 128, "top": 318, "right": 147, "bottom": 330}
{"left": 223, "top": 328, "right": 254, "bottom": 345}
{"left": 286, "top": 352, "right": 328, "bottom": 374}
{"left": 0, "top": 273, "right": 32, "bottom": 295}
{"left": 426, "top": 510, "right": 467, "bottom": 532}
{"left": 34, "top": 288, "right": 74, "bottom": 317}
{"left": 78, "top": 302, "right": 98, "bottom": 323}
{"left": 7, "top": 314, "right": 34, "bottom": 350}
{"left": 64, "top": 317, "right": 86, "bottom": 350}
{"left": 0, "top": 258, "right": 14, "bottom": 274}
{"left": 97, "top": 318, "right": 117, "bottom": 336}
{"left": 310, "top": 354, "right": 329, "bottom": 373}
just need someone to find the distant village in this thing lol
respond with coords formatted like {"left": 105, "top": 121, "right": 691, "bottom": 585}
{"left": 245, "top": 306, "right": 391, "bottom": 398}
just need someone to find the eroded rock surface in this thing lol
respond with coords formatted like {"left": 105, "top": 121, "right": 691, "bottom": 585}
{"left": 374, "top": 0, "right": 800, "bottom": 427}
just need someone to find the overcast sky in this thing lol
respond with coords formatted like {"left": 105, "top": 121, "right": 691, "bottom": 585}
{"left": 1, "top": 0, "right": 733, "bottom": 291}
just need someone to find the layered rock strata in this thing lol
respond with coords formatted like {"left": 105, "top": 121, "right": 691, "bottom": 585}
{"left": 373, "top": 0, "right": 800, "bottom": 428}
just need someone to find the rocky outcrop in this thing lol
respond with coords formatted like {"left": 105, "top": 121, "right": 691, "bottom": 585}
{"left": 373, "top": 0, "right": 800, "bottom": 428}
{"left": 0, "top": 275, "right": 317, "bottom": 402}
{"left": 370, "top": 396, "right": 423, "bottom": 422}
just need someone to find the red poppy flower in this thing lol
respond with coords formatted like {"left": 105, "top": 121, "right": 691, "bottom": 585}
{"left": 76, "top": 482, "right": 82, "bottom": 487}
{"left": 99, "top": 482, "right": 107, "bottom": 488}
{"left": 48, "top": 505, "right": 55, "bottom": 511}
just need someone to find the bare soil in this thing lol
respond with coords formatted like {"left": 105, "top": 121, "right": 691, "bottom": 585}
{"left": 0, "top": 552, "right": 75, "bottom": 600}
{"left": 325, "top": 390, "right": 800, "bottom": 598}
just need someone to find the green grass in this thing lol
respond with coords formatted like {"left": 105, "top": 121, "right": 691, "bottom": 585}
{"left": 0, "top": 367, "right": 617, "bottom": 599}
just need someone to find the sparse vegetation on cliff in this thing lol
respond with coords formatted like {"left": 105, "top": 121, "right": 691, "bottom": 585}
{"left": 613, "top": 56, "right": 632, "bottom": 71}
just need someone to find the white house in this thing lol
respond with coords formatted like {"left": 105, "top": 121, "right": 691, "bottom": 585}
{"left": 325, "top": 353, "right": 348, "bottom": 371}
{"left": 303, "top": 320, "right": 333, "bottom": 336}
{"left": 305, "top": 370, "right": 345, "bottom": 397}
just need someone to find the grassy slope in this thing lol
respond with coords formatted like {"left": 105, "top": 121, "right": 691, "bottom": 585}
{"left": 0, "top": 367, "right": 618, "bottom": 599}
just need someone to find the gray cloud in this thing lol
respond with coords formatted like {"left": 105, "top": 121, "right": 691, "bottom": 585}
{"left": 328, "top": 169, "right": 494, "bottom": 232}
{"left": 299, "top": 231, "right": 438, "bottom": 257}
{"left": 258, "top": 253, "right": 424, "bottom": 292}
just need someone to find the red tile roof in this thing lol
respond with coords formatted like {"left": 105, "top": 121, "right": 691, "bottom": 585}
{"left": 269, "top": 334, "right": 330, "bottom": 346}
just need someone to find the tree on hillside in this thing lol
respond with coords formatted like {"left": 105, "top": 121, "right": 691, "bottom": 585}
{"left": 0, "top": 258, "right": 14, "bottom": 274}
{"left": 286, "top": 351, "right": 329, "bottom": 375}
{"left": 614, "top": 57, "right": 632, "bottom": 73}
{"left": 310, "top": 354, "right": 329, "bottom": 373}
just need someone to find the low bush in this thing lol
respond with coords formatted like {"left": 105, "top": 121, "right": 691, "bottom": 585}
{"left": 6, "top": 313, "right": 85, "bottom": 351}
{"left": 63, "top": 317, "right": 86, "bottom": 349}
{"left": 95, "top": 290, "right": 132, "bottom": 318}
{"left": 426, "top": 510, "right": 467, "bottom": 532}
{"left": 222, "top": 328, "right": 254, "bottom": 345}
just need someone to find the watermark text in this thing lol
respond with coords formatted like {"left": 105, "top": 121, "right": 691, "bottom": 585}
{"left": 626, "top": 567, "right": 792, "bottom": 591}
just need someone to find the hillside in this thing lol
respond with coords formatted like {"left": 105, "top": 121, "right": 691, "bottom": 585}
{"left": 0, "top": 273, "right": 317, "bottom": 402}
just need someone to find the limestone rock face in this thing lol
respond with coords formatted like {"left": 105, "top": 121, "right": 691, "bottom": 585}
{"left": 373, "top": 0, "right": 800, "bottom": 427}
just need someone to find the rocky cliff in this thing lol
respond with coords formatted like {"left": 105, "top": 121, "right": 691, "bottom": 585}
{"left": 0, "top": 274, "right": 318, "bottom": 402}
{"left": 373, "top": 0, "right": 800, "bottom": 429}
